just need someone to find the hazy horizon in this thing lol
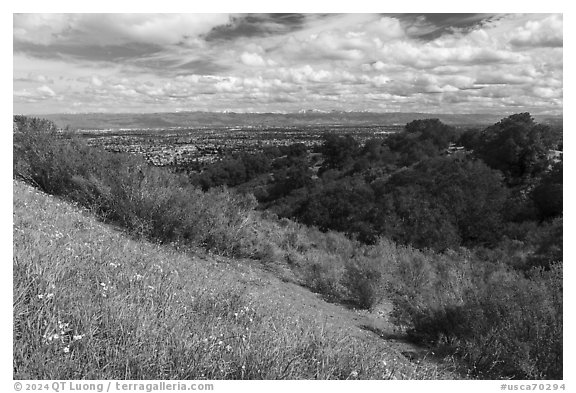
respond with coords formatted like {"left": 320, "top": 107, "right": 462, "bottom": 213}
{"left": 14, "top": 13, "right": 563, "bottom": 115}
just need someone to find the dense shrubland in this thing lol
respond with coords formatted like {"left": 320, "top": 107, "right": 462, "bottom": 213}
{"left": 186, "top": 114, "right": 561, "bottom": 255}
{"left": 13, "top": 113, "right": 562, "bottom": 379}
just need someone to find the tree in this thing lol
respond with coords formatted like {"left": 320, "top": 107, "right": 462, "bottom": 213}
{"left": 375, "top": 156, "right": 509, "bottom": 248}
{"left": 319, "top": 133, "right": 360, "bottom": 171}
{"left": 295, "top": 178, "right": 377, "bottom": 242}
{"left": 384, "top": 119, "right": 457, "bottom": 166}
{"left": 475, "top": 113, "right": 554, "bottom": 184}
{"left": 267, "top": 161, "right": 313, "bottom": 200}
{"left": 404, "top": 118, "right": 458, "bottom": 150}
{"left": 531, "top": 161, "right": 563, "bottom": 220}
{"left": 458, "top": 128, "right": 482, "bottom": 150}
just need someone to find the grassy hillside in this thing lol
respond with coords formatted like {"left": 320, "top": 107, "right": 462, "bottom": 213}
{"left": 13, "top": 180, "right": 447, "bottom": 380}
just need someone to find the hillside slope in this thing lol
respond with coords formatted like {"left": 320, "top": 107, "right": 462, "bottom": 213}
{"left": 13, "top": 180, "right": 453, "bottom": 380}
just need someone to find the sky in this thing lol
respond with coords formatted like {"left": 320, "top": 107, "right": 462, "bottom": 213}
{"left": 13, "top": 13, "right": 563, "bottom": 115}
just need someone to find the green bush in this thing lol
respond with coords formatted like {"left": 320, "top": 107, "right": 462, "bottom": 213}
{"left": 386, "top": 246, "right": 562, "bottom": 379}
{"left": 13, "top": 121, "right": 258, "bottom": 256}
{"left": 342, "top": 257, "right": 385, "bottom": 310}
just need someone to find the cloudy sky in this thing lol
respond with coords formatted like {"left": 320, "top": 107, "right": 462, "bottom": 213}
{"left": 13, "top": 13, "right": 563, "bottom": 115}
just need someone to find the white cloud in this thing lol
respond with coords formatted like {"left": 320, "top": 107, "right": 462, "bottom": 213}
{"left": 14, "top": 14, "right": 231, "bottom": 46}
{"left": 37, "top": 85, "right": 56, "bottom": 97}
{"left": 508, "top": 14, "right": 563, "bottom": 48}
{"left": 240, "top": 52, "right": 267, "bottom": 67}
{"left": 13, "top": 14, "right": 72, "bottom": 45}
{"left": 91, "top": 76, "right": 103, "bottom": 87}
{"left": 532, "top": 87, "right": 561, "bottom": 99}
{"left": 13, "top": 13, "right": 563, "bottom": 114}
{"left": 14, "top": 85, "right": 57, "bottom": 102}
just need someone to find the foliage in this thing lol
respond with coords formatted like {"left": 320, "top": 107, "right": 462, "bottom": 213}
{"left": 524, "top": 218, "right": 563, "bottom": 271}
{"left": 457, "top": 128, "right": 482, "bottom": 150}
{"left": 13, "top": 121, "right": 258, "bottom": 256}
{"left": 295, "top": 178, "right": 376, "bottom": 243}
{"left": 386, "top": 247, "right": 563, "bottom": 379}
{"left": 380, "top": 157, "right": 509, "bottom": 248}
{"left": 384, "top": 118, "right": 458, "bottom": 166}
{"left": 319, "top": 133, "right": 360, "bottom": 171}
{"left": 474, "top": 113, "right": 555, "bottom": 184}
{"left": 531, "top": 161, "right": 563, "bottom": 220}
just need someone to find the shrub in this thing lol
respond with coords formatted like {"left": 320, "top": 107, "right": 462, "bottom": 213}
{"left": 342, "top": 257, "right": 385, "bottom": 310}
{"left": 300, "top": 251, "right": 346, "bottom": 300}
{"left": 13, "top": 121, "right": 258, "bottom": 256}
{"left": 386, "top": 246, "right": 563, "bottom": 379}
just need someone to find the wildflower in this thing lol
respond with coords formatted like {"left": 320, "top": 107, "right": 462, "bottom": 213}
{"left": 63, "top": 347, "right": 70, "bottom": 353}
{"left": 58, "top": 321, "right": 69, "bottom": 330}
{"left": 350, "top": 371, "right": 359, "bottom": 378}
{"left": 225, "top": 345, "right": 232, "bottom": 352}
{"left": 46, "top": 293, "right": 54, "bottom": 299}
{"left": 218, "top": 340, "right": 224, "bottom": 346}
{"left": 73, "top": 334, "right": 84, "bottom": 341}
{"left": 37, "top": 294, "right": 44, "bottom": 299}
{"left": 109, "top": 262, "right": 118, "bottom": 268}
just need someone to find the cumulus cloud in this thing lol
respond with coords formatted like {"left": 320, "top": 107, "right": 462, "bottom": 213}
{"left": 240, "top": 52, "right": 267, "bottom": 67}
{"left": 508, "top": 14, "right": 563, "bottom": 48}
{"left": 37, "top": 85, "right": 56, "bottom": 96}
{"left": 13, "top": 13, "right": 563, "bottom": 114}
{"left": 14, "top": 72, "right": 53, "bottom": 84}
{"left": 91, "top": 76, "right": 103, "bottom": 87}
{"left": 14, "top": 14, "right": 232, "bottom": 46}
{"left": 14, "top": 85, "right": 57, "bottom": 103}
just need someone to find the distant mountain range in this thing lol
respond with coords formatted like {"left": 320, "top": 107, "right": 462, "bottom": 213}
{"left": 32, "top": 111, "right": 563, "bottom": 131}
